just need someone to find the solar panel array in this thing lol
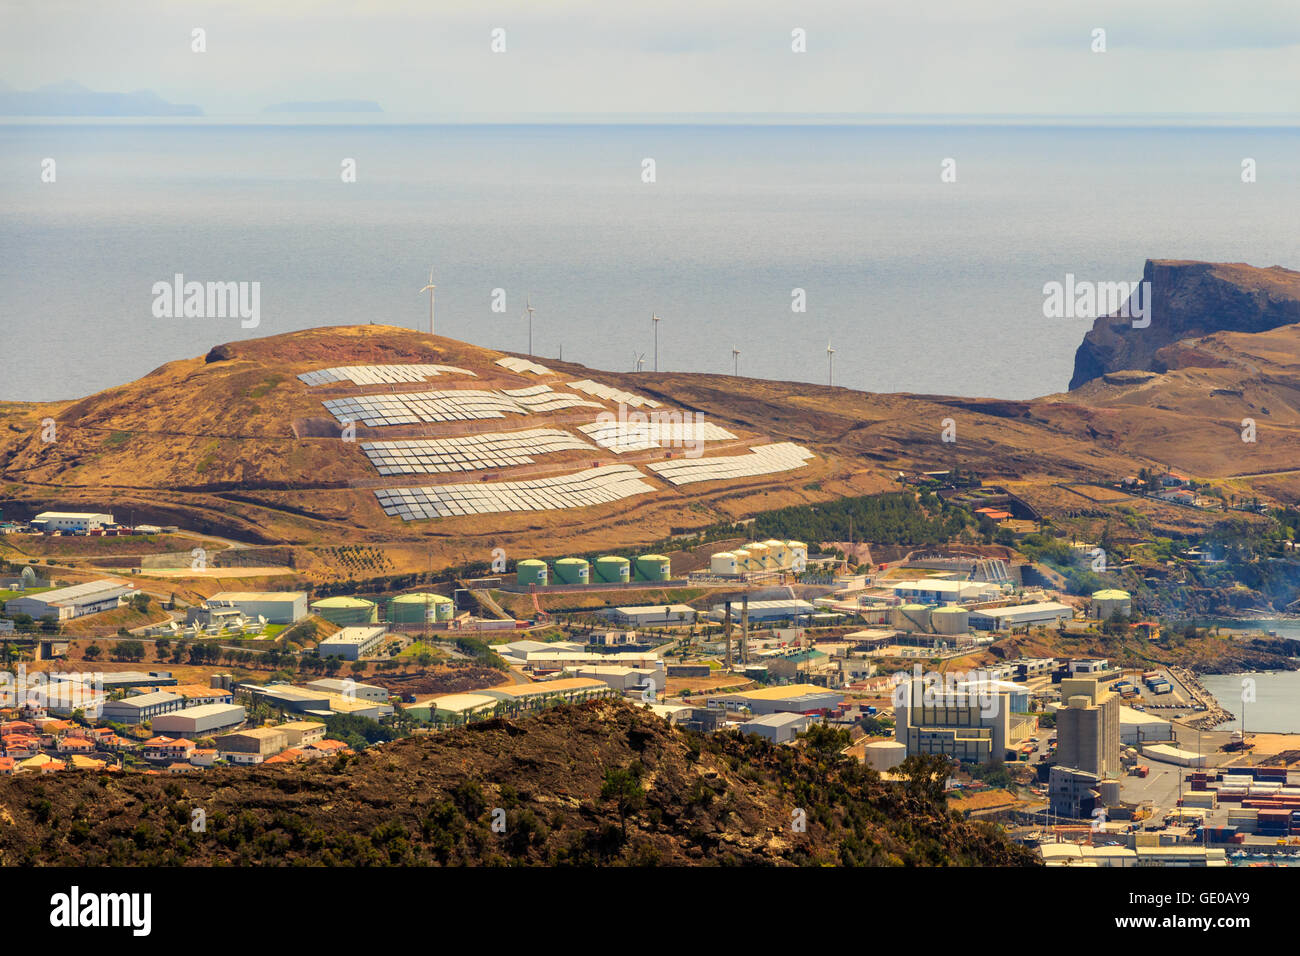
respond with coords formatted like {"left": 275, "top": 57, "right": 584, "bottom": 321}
{"left": 567, "top": 379, "right": 661, "bottom": 408}
{"left": 361, "top": 428, "right": 595, "bottom": 475}
{"left": 648, "top": 442, "right": 815, "bottom": 485}
{"left": 298, "top": 364, "right": 476, "bottom": 386}
{"left": 321, "top": 385, "right": 604, "bottom": 427}
{"left": 375, "top": 464, "right": 656, "bottom": 520}
{"left": 495, "top": 356, "right": 553, "bottom": 376}
{"left": 579, "top": 419, "right": 737, "bottom": 453}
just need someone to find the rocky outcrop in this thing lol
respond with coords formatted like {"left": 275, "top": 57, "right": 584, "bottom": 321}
{"left": 1069, "top": 260, "right": 1300, "bottom": 390}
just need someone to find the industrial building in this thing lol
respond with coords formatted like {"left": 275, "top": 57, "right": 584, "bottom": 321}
{"left": 404, "top": 693, "right": 500, "bottom": 722}
{"left": 150, "top": 703, "right": 247, "bottom": 736}
{"left": 706, "top": 599, "right": 816, "bottom": 624}
{"left": 1049, "top": 765, "right": 1103, "bottom": 819}
{"left": 1055, "top": 677, "right": 1122, "bottom": 777}
{"left": 709, "top": 540, "right": 808, "bottom": 576}
{"left": 30, "top": 511, "right": 114, "bottom": 532}
{"left": 309, "top": 595, "right": 378, "bottom": 626}
{"left": 968, "top": 601, "right": 1073, "bottom": 631}
{"left": 4, "top": 579, "right": 137, "bottom": 621}
{"left": 101, "top": 691, "right": 186, "bottom": 724}
{"left": 883, "top": 579, "right": 994, "bottom": 603}
{"left": 514, "top": 553, "right": 671, "bottom": 587}
{"left": 480, "top": 677, "right": 616, "bottom": 708}
{"left": 216, "top": 727, "right": 289, "bottom": 764}
{"left": 738, "top": 712, "right": 815, "bottom": 744}
{"left": 275, "top": 720, "right": 327, "bottom": 748}
{"left": 242, "top": 682, "right": 394, "bottom": 720}
{"left": 710, "top": 683, "right": 844, "bottom": 716}
{"left": 205, "top": 591, "right": 308, "bottom": 624}
{"left": 317, "top": 625, "right": 387, "bottom": 660}
{"left": 601, "top": 604, "right": 695, "bottom": 627}
{"left": 893, "top": 677, "right": 1034, "bottom": 764}
{"left": 303, "top": 677, "right": 390, "bottom": 701}
{"left": 1119, "top": 705, "right": 1174, "bottom": 745}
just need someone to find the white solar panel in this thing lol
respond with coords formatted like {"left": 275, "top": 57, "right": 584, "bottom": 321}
{"left": 359, "top": 428, "right": 595, "bottom": 475}
{"left": 321, "top": 385, "right": 603, "bottom": 427}
{"left": 567, "top": 379, "right": 661, "bottom": 409}
{"left": 298, "top": 364, "right": 477, "bottom": 386}
{"left": 375, "top": 465, "right": 656, "bottom": 521}
{"left": 495, "top": 356, "right": 553, "bottom": 376}
{"left": 647, "top": 443, "right": 815, "bottom": 486}
{"left": 579, "top": 419, "right": 737, "bottom": 453}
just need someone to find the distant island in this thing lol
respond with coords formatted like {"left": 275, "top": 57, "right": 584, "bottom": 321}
{"left": 263, "top": 99, "right": 383, "bottom": 113}
{"left": 0, "top": 80, "right": 202, "bottom": 116}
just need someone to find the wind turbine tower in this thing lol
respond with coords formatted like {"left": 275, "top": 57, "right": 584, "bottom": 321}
{"left": 652, "top": 313, "right": 662, "bottom": 372}
{"left": 525, "top": 297, "right": 536, "bottom": 356}
{"left": 731, "top": 345, "right": 741, "bottom": 377}
{"left": 419, "top": 268, "right": 436, "bottom": 335}
{"left": 827, "top": 340, "right": 836, "bottom": 386}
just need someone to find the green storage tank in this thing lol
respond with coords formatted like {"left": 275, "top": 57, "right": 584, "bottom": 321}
{"left": 516, "top": 559, "right": 549, "bottom": 587}
{"left": 310, "top": 595, "right": 378, "bottom": 626}
{"left": 594, "top": 556, "right": 631, "bottom": 584}
{"left": 635, "top": 554, "right": 671, "bottom": 582}
{"left": 389, "top": 592, "right": 454, "bottom": 623}
{"left": 554, "top": 557, "right": 590, "bottom": 585}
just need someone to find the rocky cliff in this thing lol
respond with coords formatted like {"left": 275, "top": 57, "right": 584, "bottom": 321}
{"left": 1069, "top": 260, "right": 1300, "bottom": 390}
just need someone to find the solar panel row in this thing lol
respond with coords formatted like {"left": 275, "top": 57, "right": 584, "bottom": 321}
{"left": 321, "top": 385, "right": 604, "bottom": 427}
{"left": 648, "top": 442, "right": 815, "bottom": 485}
{"left": 567, "top": 379, "right": 661, "bottom": 409}
{"left": 375, "top": 464, "right": 656, "bottom": 520}
{"left": 579, "top": 419, "right": 737, "bottom": 453}
{"left": 298, "top": 364, "right": 476, "bottom": 386}
{"left": 360, "top": 428, "right": 595, "bottom": 475}
{"left": 495, "top": 356, "right": 553, "bottom": 376}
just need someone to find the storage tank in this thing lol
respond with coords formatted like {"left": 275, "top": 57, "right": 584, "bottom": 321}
{"left": 763, "top": 539, "right": 790, "bottom": 569}
{"left": 389, "top": 592, "right": 454, "bottom": 623}
{"left": 930, "top": 605, "right": 970, "bottom": 635}
{"left": 732, "top": 548, "right": 752, "bottom": 572}
{"left": 310, "top": 596, "right": 377, "bottom": 626}
{"left": 635, "top": 554, "right": 671, "bottom": 582}
{"left": 1098, "top": 779, "right": 1121, "bottom": 806}
{"left": 787, "top": 541, "right": 808, "bottom": 571}
{"left": 1091, "top": 589, "right": 1132, "bottom": 619}
{"left": 554, "top": 557, "right": 590, "bottom": 585}
{"left": 516, "top": 559, "right": 549, "bottom": 587}
{"left": 594, "top": 555, "right": 631, "bottom": 584}
{"left": 746, "top": 542, "right": 772, "bottom": 570}
{"left": 710, "top": 552, "right": 739, "bottom": 575}
{"left": 891, "top": 603, "right": 932, "bottom": 632}
{"left": 863, "top": 740, "right": 907, "bottom": 771}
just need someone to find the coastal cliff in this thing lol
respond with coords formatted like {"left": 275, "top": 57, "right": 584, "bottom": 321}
{"left": 1068, "top": 260, "right": 1300, "bottom": 390}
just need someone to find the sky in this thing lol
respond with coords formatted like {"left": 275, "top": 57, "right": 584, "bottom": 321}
{"left": 1, "top": 0, "right": 1298, "bottom": 117}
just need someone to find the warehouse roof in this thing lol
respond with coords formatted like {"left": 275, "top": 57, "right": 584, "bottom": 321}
{"left": 209, "top": 591, "right": 307, "bottom": 602}
{"left": 729, "top": 683, "right": 841, "bottom": 701}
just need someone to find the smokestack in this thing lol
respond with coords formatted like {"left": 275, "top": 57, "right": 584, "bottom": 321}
{"left": 724, "top": 601, "right": 733, "bottom": 668}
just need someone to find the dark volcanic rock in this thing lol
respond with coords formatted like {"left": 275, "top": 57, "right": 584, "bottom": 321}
{"left": 1068, "top": 260, "right": 1300, "bottom": 390}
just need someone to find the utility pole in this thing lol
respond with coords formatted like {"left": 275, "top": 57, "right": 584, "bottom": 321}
{"left": 724, "top": 601, "right": 733, "bottom": 668}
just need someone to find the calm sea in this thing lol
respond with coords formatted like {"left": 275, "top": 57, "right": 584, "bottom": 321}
{"left": 1199, "top": 620, "right": 1300, "bottom": 733}
{"left": 2, "top": 122, "right": 1299, "bottom": 402}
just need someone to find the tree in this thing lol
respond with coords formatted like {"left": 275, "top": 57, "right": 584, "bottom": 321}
{"left": 83, "top": 644, "right": 103, "bottom": 661}
{"left": 600, "top": 764, "right": 646, "bottom": 840}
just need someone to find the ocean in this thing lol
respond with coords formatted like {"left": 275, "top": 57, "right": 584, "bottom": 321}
{"left": 2, "top": 121, "right": 1299, "bottom": 403}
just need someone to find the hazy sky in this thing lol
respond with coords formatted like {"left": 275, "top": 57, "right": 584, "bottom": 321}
{"left": 2, "top": 0, "right": 1299, "bottom": 116}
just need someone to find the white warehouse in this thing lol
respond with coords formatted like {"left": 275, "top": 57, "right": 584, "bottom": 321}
{"left": 151, "top": 703, "right": 247, "bottom": 736}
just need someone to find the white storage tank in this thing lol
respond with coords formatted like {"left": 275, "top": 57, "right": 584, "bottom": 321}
{"left": 746, "top": 542, "right": 772, "bottom": 569}
{"left": 763, "top": 539, "right": 790, "bottom": 569}
{"left": 930, "top": 605, "right": 970, "bottom": 635}
{"left": 732, "top": 548, "right": 753, "bottom": 571}
{"left": 891, "top": 603, "right": 932, "bottom": 632}
{"left": 787, "top": 541, "right": 808, "bottom": 571}
{"left": 710, "top": 552, "right": 739, "bottom": 575}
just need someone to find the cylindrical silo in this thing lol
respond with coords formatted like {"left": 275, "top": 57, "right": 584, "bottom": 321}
{"left": 732, "top": 548, "right": 752, "bottom": 572}
{"left": 554, "top": 557, "right": 590, "bottom": 585}
{"left": 746, "top": 542, "right": 771, "bottom": 570}
{"left": 516, "top": 559, "right": 548, "bottom": 587}
{"left": 1091, "top": 589, "right": 1132, "bottom": 619}
{"left": 787, "top": 541, "right": 808, "bottom": 570}
{"left": 763, "top": 539, "right": 790, "bottom": 569}
{"left": 389, "top": 592, "right": 454, "bottom": 624}
{"left": 310, "top": 596, "right": 378, "bottom": 626}
{"left": 930, "top": 605, "right": 970, "bottom": 635}
{"left": 891, "top": 603, "right": 932, "bottom": 632}
{"left": 594, "top": 555, "right": 631, "bottom": 584}
{"left": 635, "top": 554, "right": 671, "bottom": 582}
{"left": 710, "top": 552, "right": 738, "bottom": 575}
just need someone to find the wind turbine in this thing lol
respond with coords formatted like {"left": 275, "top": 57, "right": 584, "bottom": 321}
{"left": 635, "top": 351, "right": 646, "bottom": 372}
{"left": 731, "top": 345, "right": 741, "bottom": 377}
{"left": 524, "top": 297, "right": 536, "bottom": 356}
{"left": 652, "top": 313, "right": 662, "bottom": 372}
{"left": 826, "top": 339, "right": 836, "bottom": 386}
{"left": 419, "top": 268, "right": 436, "bottom": 335}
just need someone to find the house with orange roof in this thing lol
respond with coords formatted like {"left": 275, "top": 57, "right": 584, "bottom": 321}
{"left": 262, "top": 748, "right": 305, "bottom": 766}
{"left": 167, "top": 761, "right": 197, "bottom": 773}
{"left": 16, "top": 753, "right": 62, "bottom": 774}
{"left": 189, "top": 748, "right": 219, "bottom": 767}
{"left": 302, "top": 739, "right": 349, "bottom": 757}
{"left": 2, "top": 734, "right": 40, "bottom": 758}
{"left": 142, "top": 736, "right": 196, "bottom": 762}
{"left": 0, "top": 720, "right": 35, "bottom": 736}
{"left": 0, "top": 756, "right": 14, "bottom": 775}
{"left": 67, "top": 754, "right": 108, "bottom": 771}
{"left": 56, "top": 737, "right": 97, "bottom": 754}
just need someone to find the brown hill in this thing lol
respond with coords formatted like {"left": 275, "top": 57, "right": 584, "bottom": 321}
{"left": 0, "top": 700, "right": 1037, "bottom": 867}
